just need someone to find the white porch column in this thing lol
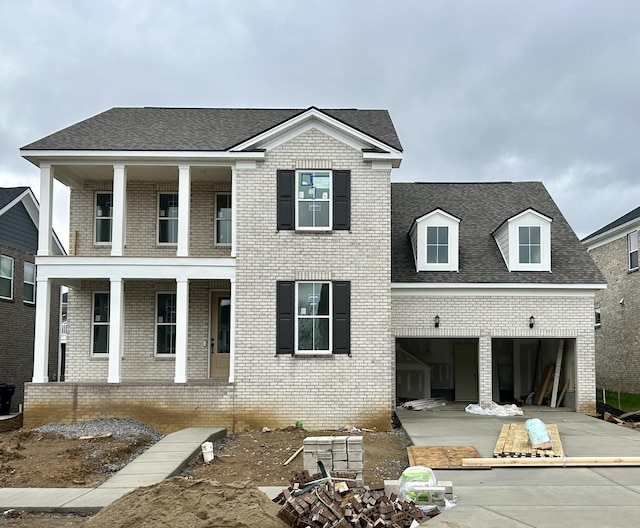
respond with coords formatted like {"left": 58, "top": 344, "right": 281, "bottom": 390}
{"left": 478, "top": 334, "right": 493, "bottom": 407}
{"left": 111, "top": 165, "right": 127, "bottom": 256}
{"left": 37, "top": 164, "right": 53, "bottom": 256}
{"left": 107, "top": 278, "right": 124, "bottom": 383}
{"left": 32, "top": 277, "right": 52, "bottom": 382}
{"left": 174, "top": 278, "right": 189, "bottom": 383}
{"left": 231, "top": 167, "right": 237, "bottom": 258}
{"left": 177, "top": 165, "right": 191, "bottom": 257}
{"left": 228, "top": 277, "right": 236, "bottom": 383}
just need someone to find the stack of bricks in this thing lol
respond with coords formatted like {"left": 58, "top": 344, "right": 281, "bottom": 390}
{"left": 303, "top": 435, "right": 364, "bottom": 483}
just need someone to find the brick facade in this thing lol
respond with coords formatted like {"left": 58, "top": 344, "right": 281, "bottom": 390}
{"left": 392, "top": 294, "right": 597, "bottom": 414}
{"left": 588, "top": 236, "right": 640, "bottom": 393}
{"left": 1, "top": 244, "right": 60, "bottom": 412}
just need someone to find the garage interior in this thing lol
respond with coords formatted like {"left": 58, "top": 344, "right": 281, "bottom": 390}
{"left": 396, "top": 337, "right": 576, "bottom": 408}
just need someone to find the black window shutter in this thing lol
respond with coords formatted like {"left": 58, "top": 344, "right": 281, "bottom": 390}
{"left": 276, "top": 281, "right": 295, "bottom": 355}
{"left": 277, "top": 170, "right": 295, "bottom": 230}
{"left": 333, "top": 281, "right": 351, "bottom": 355}
{"left": 333, "top": 170, "right": 351, "bottom": 230}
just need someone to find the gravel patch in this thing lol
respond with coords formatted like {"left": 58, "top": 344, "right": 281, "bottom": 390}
{"left": 34, "top": 418, "right": 164, "bottom": 442}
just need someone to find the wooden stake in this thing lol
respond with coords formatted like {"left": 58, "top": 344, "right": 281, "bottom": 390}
{"left": 283, "top": 446, "right": 303, "bottom": 466}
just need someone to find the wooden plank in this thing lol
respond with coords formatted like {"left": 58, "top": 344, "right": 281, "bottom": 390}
{"left": 550, "top": 340, "right": 564, "bottom": 407}
{"left": 493, "top": 424, "right": 563, "bottom": 458}
{"left": 534, "top": 365, "right": 554, "bottom": 405}
{"left": 407, "top": 446, "right": 482, "bottom": 469}
{"left": 557, "top": 378, "right": 571, "bottom": 408}
{"left": 493, "top": 425, "right": 511, "bottom": 457}
{"left": 462, "top": 456, "right": 640, "bottom": 468}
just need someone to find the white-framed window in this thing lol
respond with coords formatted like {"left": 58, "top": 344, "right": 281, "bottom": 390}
{"left": 296, "top": 170, "right": 332, "bottom": 230}
{"left": 158, "top": 193, "right": 178, "bottom": 244}
{"left": 92, "top": 292, "right": 110, "bottom": 355}
{"left": 295, "top": 282, "right": 331, "bottom": 354}
{"left": 214, "top": 192, "right": 232, "bottom": 245}
{"left": 95, "top": 192, "right": 113, "bottom": 244}
{"left": 426, "top": 226, "right": 449, "bottom": 264}
{"left": 519, "top": 226, "right": 541, "bottom": 264}
{"left": 0, "top": 255, "right": 14, "bottom": 300}
{"left": 595, "top": 308, "right": 602, "bottom": 328}
{"left": 24, "top": 262, "right": 35, "bottom": 304}
{"left": 628, "top": 231, "right": 638, "bottom": 270}
{"left": 156, "top": 292, "right": 176, "bottom": 355}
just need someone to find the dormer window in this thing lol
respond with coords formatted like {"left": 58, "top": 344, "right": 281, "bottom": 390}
{"left": 493, "top": 209, "right": 551, "bottom": 272}
{"left": 409, "top": 209, "right": 460, "bottom": 272}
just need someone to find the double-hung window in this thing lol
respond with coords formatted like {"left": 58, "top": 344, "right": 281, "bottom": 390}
{"left": 158, "top": 193, "right": 178, "bottom": 244}
{"left": 92, "top": 292, "right": 110, "bottom": 354}
{"left": 296, "top": 171, "right": 331, "bottom": 229}
{"left": 156, "top": 292, "right": 177, "bottom": 355}
{"left": 215, "top": 193, "right": 232, "bottom": 245}
{"left": 0, "top": 255, "right": 14, "bottom": 300}
{"left": 629, "top": 231, "right": 639, "bottom": 270}
{"left": 24, "top": 262, "right": 35, "bottom": 304}
{"left": 426, "top": 226, "right": 449, "bottom": 264}
{"left": 519, "top": 226, "right": 541, "bottom": 264}
{"left": 276, "top": 281, "right": 350, "bottom": 356}
{"left": 95, "top": 192, "right": 113, "bottom": 244}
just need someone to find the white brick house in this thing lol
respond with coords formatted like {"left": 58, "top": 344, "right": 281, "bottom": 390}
{"left": 20, "top": 108, "right": 604, "bottom": 433}
{"left": 20, "top": 107, "right": 402, "bottom": 432}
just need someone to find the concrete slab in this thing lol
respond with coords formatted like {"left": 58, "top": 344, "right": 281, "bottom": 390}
{"left": 61, "top": 488, "right": 133, "bottom": 513}
{"left": 0, "top": 488, "right": 93, "bottom": 512}
{"left": 98, "top": 474, "right": 169, "bottom": 488}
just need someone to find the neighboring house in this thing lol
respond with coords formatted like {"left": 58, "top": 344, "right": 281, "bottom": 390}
{"left": 582, "top": 206, "right": 640, "bottom": 393}
{"left": 0, "top": 187, "right": 65, "bottom": 412}
{"left": 392, "top": 183, "right": 605, "bottom": 414}
{"left": 20, "top": 107, "right": 402, "bottom": 432}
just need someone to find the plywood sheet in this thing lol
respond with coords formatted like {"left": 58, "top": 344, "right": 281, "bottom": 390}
{"left": 493, "top": 423, "right": 564, "bottom": 458}
{"left": 407, "top": 445, "right": 483, "bottom": 469}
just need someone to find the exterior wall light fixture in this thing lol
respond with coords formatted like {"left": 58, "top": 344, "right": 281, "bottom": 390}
{"left": 434, "top": 315, "right": 440, "bottom": 328}
{"left": 529, "top": 315, "right": 535, "bottom": 329}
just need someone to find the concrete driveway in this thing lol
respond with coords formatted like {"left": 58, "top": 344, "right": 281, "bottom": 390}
{"left": 395, "top": 406, "right": 640, "bottom": 528}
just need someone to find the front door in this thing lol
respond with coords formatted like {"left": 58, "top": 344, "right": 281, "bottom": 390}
{"left": 210, "top": 293, "right": 231, "bottom": 378}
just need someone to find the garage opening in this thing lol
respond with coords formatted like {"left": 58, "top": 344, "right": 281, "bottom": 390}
{"left": 396, "top": 338, "right": 479, "bottom": 403}
{"left": 492, "top": 338, "right": 576, "bottom": 408}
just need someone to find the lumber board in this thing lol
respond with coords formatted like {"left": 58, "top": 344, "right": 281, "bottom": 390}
{"left": 462, "top": 456, "right": 640, "bottom": 468}
{"left": 550, "top": 340, "right": 564, "bottom": 407}
{"left": 407, "top": 445, "right": 482, "bottom": 469}
{"left": 534, "top": 365, "right": 554, "bottom": 405}
{"left": 557, "top": 378, "right": 570, "bottom": 407}
{"left": 493, "top": 424, "right": 563, "bottom": 458}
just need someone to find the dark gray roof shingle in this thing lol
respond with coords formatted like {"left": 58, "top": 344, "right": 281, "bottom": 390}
{"left": 0, "top": 187, "right": 29, "bottom": 210}
{"left": 392, "top": 182, "right": 605, "bottom": 285}
{"left": 582, "top": 205, "right": 640, "bottom": 242}
{"left": 21, "top": 107, "right": 403, "bottom": 152}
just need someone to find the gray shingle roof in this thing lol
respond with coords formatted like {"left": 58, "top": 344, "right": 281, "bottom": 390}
{"left": 0, "top": 187, "right": 29, "bottom": 211}
{"left": 581, "top": 205, "right": 640, "bottom": 242}
{"left": 21, "top": 107, "right": 403, "bottom": 153}
{"left": 392, "top": 182, "right": 605, "bottom": 285}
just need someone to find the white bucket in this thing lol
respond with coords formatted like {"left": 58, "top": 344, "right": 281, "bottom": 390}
{"left": 201, "top": 441, "right": 214, "bottom": 464}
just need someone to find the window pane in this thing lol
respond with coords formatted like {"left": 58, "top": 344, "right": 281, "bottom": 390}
{"left": 631, "top": 251, "right": 638, "bottom": 270}
{"left": 530, "top": 245, "right": 541, "bottom": 263}
{"left": 438, "top": 245, "right": 448, "bottom": 263}
{"left": 24, "top": 263, "right": 35, "bottom": 283}
{"left": 298, "top": 318, "right": 314, "bottom": 350}
{"left": 96, "top": 218, "right": 112, "bottom": 243}
{"left": 529, "top": 227, "right": 540, "bottom": 244}
{"left": 158, "top": 293, "right": 176, "bottom": 323}
{"left": 312, "top": 318, "right": 330, "bottom": 350}
{"left": 94, "top": 293, "right": 110, "bottom": 322}
{"left": 0, "top": 256, "right": 12, "bottom": 277}
{"left": 519, "top": 226, "right": 529, "bottom": 244}
{"left": 438, "top": 226, "right": 448, "bottom": 242}
{"left": 519, "top": 246, "right": 530, "bottom": 264}
{"left": 426, "top": 245, "right": 438, "bottom": 263}
{"left": 157, "top": 325, "right": 176, "bottom": 354}
{"left": 93, "top": 325, "right": 109, "bottom": 354}
{"left": 96, "top": 193, "right": 113, "bottom": 217}
{"left": 0, "top": 278, "right": 10, "bottom": 298}
{"left": 159, "top": 194, "right": 179, "bottom": 217}
{"left": 426, "top": 227, "right": 437, "bottom": 244}
{"left": 159, "top": 219, "right": 178, "bottom": 243}
{"left": 298, "top": 201, "right": 330, "bottom": 228}
{"left": 217, "top": 219, "right": 232, "bottom": 244}
{"left": 216, "top": 194, "right": 232, "bottom": 218}
{"left": 630, "top": 232, "right": 639, "bottom": 252}
{"left": 297, "top": 283, "right": 329, "bottom": 316}
{"left": 24, "top": 283, "right": 34, "bottom": 303}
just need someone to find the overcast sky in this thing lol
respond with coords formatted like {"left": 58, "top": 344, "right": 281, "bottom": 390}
{"left": 2, "top": 0, "right": 639, "bottom": 249}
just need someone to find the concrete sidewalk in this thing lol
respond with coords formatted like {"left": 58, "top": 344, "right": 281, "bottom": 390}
{"left": 396, "top": 407, "right": 640, "bottom": 528}
{"left": 0, "top": 426, "right": 225, "bottom": 513}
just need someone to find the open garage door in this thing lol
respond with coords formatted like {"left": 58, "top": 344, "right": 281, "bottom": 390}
{"left": 396, "top": 338, "right": 479, "bottom": 403}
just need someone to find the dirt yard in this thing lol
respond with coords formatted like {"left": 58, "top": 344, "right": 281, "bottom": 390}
{"left": 0, "top": 425, "right": 412, "bottom": 528}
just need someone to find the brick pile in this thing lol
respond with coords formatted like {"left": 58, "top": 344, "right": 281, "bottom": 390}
{"left": 303, "top": 436, "right": 364, "bottom": 483}
{"left": 274, "top": 470, "right": 433, "bottom": 528}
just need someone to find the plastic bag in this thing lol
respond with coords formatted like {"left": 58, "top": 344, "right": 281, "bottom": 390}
{"left": 465, "top": 401, "right": 523, "bottom": 416}
{"left": 525, "top": 418, "right": 552, "bottom": 449}
{"left": 398, "top": 465, "right": 438, "bottom": 503}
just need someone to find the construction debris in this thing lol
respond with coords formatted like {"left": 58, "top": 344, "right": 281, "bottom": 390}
{"left": 273, "top": 468, "right": 440, "bottom": 527}
{"left": 400, "top": 398, "right": 447, "bottom": 411}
